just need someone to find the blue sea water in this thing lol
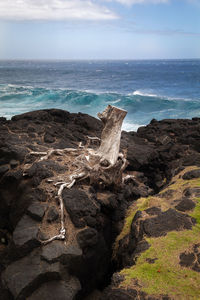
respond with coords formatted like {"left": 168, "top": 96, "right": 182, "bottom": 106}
{"left": 0, "top": 59, "right": 200, "bottom": 131}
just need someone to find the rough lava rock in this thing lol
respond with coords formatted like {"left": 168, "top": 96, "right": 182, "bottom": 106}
{"left": 105, "top": 167, "right": 200, "bottom": 299}
{"left": 63, "top": 188, "right": 100, "bottom": 228}
{"left": 2, "top": 249, "right": 62, "bottom": 299}
{"left": 1, "top": 110, "right": 200, "bottom": 299}
{"left": 27, "top": 202, "right": 47, "bottom": 221}
{"left": 13, "top": 214, "right": 40, "bottom": 249}
{"left": 27, "top": 279, "right": 81, "bottom": 300}
{"left": 143, "top": 208, "right": 195, "bottom": 237}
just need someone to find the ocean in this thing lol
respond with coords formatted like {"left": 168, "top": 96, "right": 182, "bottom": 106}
{"left": 0, "top": 59, "right": 200, "bottom": 131}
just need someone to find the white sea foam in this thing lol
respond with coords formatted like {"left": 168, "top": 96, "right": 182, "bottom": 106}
{"left": 109, "top": 99, "right": 121, "bottom": 104}
{"left": 130, "top": 90, "right": 195, "bottom": 102}
{"left": 83, "top": 89, "right": 120, "bottom": 95}
{"left": 6, "top": 84, "right": 34, "bottom": 89}
{"left": 131, "top": 90, "right": 158, "bottom": 97}
{"left": 122, "top": 121, "right": 145, "bottom": 132}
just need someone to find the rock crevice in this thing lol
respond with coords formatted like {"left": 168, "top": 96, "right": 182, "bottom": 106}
{"left": 1, "top": 110, "right": 200, "bottom": 299}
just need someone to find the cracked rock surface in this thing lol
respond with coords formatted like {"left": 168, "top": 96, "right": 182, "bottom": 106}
{"left": 1, "top": 110, "right": 200, "bottom": 299}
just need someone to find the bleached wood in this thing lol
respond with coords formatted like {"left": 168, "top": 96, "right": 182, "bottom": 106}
{"left": 97, "top": 105, "right": 127, "bottom": 166}
{"left": 28, "top": 105, "right": 127, "bottom": 244}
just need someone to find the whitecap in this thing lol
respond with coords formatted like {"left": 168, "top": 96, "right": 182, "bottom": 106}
{"left": 131, "top": 90, "right": 157, "bottom": 97}
{"left": 122, "top": 121, "right": 145, "bottom": 132}
{"left": 109, "top": 99, "right": 121, "bottom": 104}
{"left": 129, "top": 90, "right": 196, "bottom": 102}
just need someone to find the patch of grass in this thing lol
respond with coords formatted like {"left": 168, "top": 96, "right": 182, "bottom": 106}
{"left": 113, "top": 197, "right": 151, "bottom": 256}
{"left": 119, "top": 174, "right": 200, "bottom": 299}
{"left": 121, "top": 217, "right": 200, "bottom": 297}
{"left": 160, "top": 166, "right": 200, "bottom": 195}
{"left": 166, "top": 177, "right": 200, "bottom": 192}
{"left": 190, "top": 197, "right": 200, "bottom": 225}
{"left": 114, "top": 167, "right": 200, "bottom": 256}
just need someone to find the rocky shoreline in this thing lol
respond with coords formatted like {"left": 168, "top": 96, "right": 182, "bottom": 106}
{"left": 0, "top": 109, "right": 200, "bottom": 299}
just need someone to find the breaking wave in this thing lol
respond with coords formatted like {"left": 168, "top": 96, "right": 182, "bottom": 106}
{"left": 1, "top": 84, "right": 200, "bottom": 132}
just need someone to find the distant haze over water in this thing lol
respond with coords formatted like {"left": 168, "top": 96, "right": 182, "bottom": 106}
{"left": 0, "top": 59, "right": 200, "bottom": 131}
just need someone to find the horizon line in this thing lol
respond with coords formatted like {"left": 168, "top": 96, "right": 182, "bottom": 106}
{"left": 0, "top": 58, "right": 200, "bottom": 61}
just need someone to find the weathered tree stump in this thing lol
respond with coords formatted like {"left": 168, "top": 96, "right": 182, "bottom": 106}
{"left": 28, "top": 105, "right": 127, "bottom": 244}
{"left": 97, "top": 105, "right": 127, "bottom": 166}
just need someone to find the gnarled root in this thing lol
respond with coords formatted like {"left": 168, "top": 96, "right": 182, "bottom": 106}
{"left": 30, "top": 147, "right": 82, "bottom": 161}
{"left": 26, "top": 105, "right": 127, "bottom": 244}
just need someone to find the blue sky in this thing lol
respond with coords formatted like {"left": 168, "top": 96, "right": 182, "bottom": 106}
{"left": 0, "top": 0, "right": 200, "bottom": 59}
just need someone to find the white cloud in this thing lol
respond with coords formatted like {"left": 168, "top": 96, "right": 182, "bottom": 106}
{"left": 0, "top": 0, "right": 118, "bottom": 21}
{"left": 109, "top": 0, "right": 169, "bottom": 5}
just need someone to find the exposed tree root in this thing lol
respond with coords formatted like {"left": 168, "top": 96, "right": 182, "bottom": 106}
{"left": 122, "top": 174, "right": 135, "bottom": 184}
{"left": 27, "top": 105, "right": 127, "bottom": 244}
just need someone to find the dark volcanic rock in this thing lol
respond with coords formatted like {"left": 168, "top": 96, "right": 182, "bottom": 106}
{"left": 103, "top": 288, "right": 138, "bottom": 300}
{"left": 126, "top": 143, "right": 156, "bottom": 171}
{"left": 182, "top": 169, "right": 200, "bottom": 180}
{"left": 37, "top": 229, "right": 51, "bottom": 242}
{"left": 44, "top": 132, "right": 55, "bottom": 143}
{"left": 27, "top": 202, "right": 47, "bottom": 221}
{"left": 192, "top": 263, "right": 200, "bottom": 272}
{"left": 0, "top": 143, "right": 28, "bottom": 164}
{"left": 124, "top": 118, "right": 200, "bottom": 190}
{"left": 13, "top": 215, "right": 40, "bottom": 248}
{"left": 47, "top": 206, "right": 59, "bottom": 222}
{"left": 10, "top": 160, "right": 19, "bottom": 169}
{"left": 41, "top": 240, "right": 82, "bottom": 263}
{"left": 2, "top": 250, "right": 61, "bottom": 299}
{"left": 159, "top": 189, "right": 175, "bottom": 199}
{"left": 146, "top": 258, "right": 158, "bottom": 264}
{"left": 31, "top": 188, "right": 47, "bottom": 202}
{"left": 175, "top": 198, "right": 196, "bottom": 212}
{"left": 198, "top": 254, "right": 200, "bottom": 264}
{"left": 27, "top": 279, "right": 81, "bottom": 300}
{"left": 179, "top": 244, "right": 200, "bottom": 273}
{"left": 0, "top": 109, "right": 113, "bottom": 298}
{"left": 143, "top": 209, "right": 195, "bottom": 237}
{"left": 179, "top": 252, "right": 195, "bottom": 267}
{"left": 24, "top": 162, "right": 54, "bottom": 185}
{"left": 0, "top": 117, "right": 7, "bottom": 123}
{"left": 77, "top": 227, "right": 99, "bottom": 249}
{"left": 0, "top": 165, "right": 9, "bottom": 176}
{"left": 184, "top": 187, "right": 200, "bottom": 197}
{"left": 0, "top": 174, "right": 31, "bottom": 230}
{"left": 2, "top": 110, "right": 200, "bottom": 299}
{"left": 133, "top": 240, "right": 150, "bottom": 256}
{"left": 102, "top": 287, "right": 169, "bottom": 300}
{"left": 63, "top": 188, "right": 100, "bottom": 228}
{"left": 145, "top": 207, "right": 162, "bottom": 216}
{"left": 115, "top": 211, "right": 149, "bottom": 268}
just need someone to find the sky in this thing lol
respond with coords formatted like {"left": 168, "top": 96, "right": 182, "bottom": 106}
{"left": 0, "top": 0, "right": 200, "bottom": 59}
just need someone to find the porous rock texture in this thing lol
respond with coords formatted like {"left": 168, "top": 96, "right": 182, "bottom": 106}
{"left": 0, "top": 110, "right": 200, "bottom": 299}
{"left": 104, "top": 167, "right": 200, "bottom": 299}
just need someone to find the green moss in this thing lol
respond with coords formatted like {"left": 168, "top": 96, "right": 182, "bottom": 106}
{"left": 159, "top": 166, "right": 200, "bottom": 195}
{"left": 121, "top": 222, "right": 200, "bottom": 297}
{"left": 113, "top": 197, "right": 151, "bottom": 255}
{"left": 119, "top": 179, "right": 200, "bottom": 299}
{"left": 167, "top": 177, "right": 200, "bottom": 191}
{"left": 191, "top": 197, "right": 200, "bottom": 225}
{"left": 115, "top": 167, "right": 200, "bottom": 255}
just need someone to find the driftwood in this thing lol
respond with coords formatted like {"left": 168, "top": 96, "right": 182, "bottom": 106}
{"left": 28, "top": 105, "right": 127, "bottom": 244}
{"left": 97, "top": 105, "right": 127, "bottom": 166}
